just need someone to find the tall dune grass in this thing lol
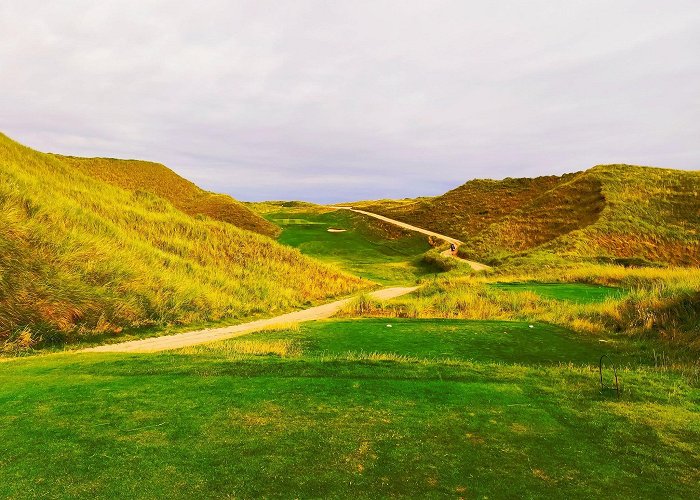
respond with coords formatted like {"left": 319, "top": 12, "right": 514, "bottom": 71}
{"left": 56, "top": 155, "right": 280, "bottom": 237}
{"left": 353, "top": 165, "right": 700, "bottom": 265}
{"left": 0, "top": 133, "right": 366, "bottom": 349}
{"left": 339, "top": 264, "right": 700, "bottom": 349}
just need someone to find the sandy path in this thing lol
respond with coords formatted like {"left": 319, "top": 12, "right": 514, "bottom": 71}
{"left": 82, "top": 286, "right": 418, "bottom": 353}
{"left": 440, "top": 249, "right": 492, "bottom": 272}
{"left": 336, "top": 207, "right": 491, "bottom": 271}
{"left": 336, "top": 207, "right": 463, "bottom": 245}
{"left": 82, "top": 205, "right": 485, "bottom": 353}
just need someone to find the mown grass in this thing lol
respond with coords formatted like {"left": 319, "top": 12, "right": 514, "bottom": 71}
{"left": 0, "top": 133, "right": 366, "bottom": 350}
{"left": 1, "top": 318, "right": 698, "bottom": 498}
{"left": 257, "top": 203, "right": 437, "bottom": 284}
{"left": 190, "top": 318, "right": 649, "bottom": 366}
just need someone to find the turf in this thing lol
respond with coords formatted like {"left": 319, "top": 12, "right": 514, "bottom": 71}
{"left": 1, "top": 319, "right": 698, "bottom": 499}
{"left": 219, "top": 318, "right": 632, "bottom": 365}
{"left": 490, "top": 282, "right": 623, "bottom": 303}
{"left": 265, "top": 207, "right": 436, "bottom": 284}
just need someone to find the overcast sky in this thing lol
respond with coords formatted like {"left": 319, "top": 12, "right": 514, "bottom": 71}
{"left": 2, "top": 1, "right": 699, "bottom": 202}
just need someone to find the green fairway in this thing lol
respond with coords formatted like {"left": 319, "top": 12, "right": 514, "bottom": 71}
{"left": 490, "top": 282, "right": 623, "bottom": 303}
{"left": 265, "top": 208, "right": 436, "bottom": 284}
{"left": 1, "top": 319, "right": 698, "bottom": 499}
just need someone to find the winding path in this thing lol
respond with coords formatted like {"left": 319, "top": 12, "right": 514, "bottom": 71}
{"left": 336, "top": 207, "right": 491, "bottom": 272}
{"left": 82, "top": 287, "right": 417, "bottom": 353}
{"left": 82, "top": 205, "right": 488, "bottom": 353}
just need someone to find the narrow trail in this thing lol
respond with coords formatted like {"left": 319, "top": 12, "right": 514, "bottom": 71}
{"left": 82, "top": 287, "right": 417, "bottom": 353}
{"left": 336, "top": 207, "right": 491, "bottom": 272}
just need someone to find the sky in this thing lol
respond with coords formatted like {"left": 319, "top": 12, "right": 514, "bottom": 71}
{"left": 1, "top": 1, "right": 699, "bottom": 203}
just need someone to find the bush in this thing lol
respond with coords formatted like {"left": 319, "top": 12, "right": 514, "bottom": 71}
{"left": 422, "top": 248, "right": 460, "bottom": 272}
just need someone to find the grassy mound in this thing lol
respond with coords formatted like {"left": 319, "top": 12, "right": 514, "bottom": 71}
{"left": 354, "top": 165, "right": 699, "bottom": 265}
{"left": 0, "top": 133, "right": 364, "bottom": 349}
{"left": 548, "top": 165, "right": 700, "bottom": 265}
{"left": 55, "top": 155, "right": 280, "bottom": 237}
{"left": 354, "top": 174, "right": 571, "bottom": 239}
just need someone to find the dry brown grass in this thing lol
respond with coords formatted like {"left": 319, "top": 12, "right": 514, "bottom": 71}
{"left": 353, "top": 164, "right": 699, "bottom": 266}
{"left": 0, "top": 132, "right": 365, "bottom": 347}
{"left": 56, "top": 155, "right": 280, "bottom": 237}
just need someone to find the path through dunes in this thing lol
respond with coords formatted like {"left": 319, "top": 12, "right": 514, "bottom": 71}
{"left": 83, "top": 287, "right": 417, "bottom": 353}
{"left": 82, "top": 205, "right": 482, "bottom": 353}
{"left": 440, "top": 248, "right": 492, "bottom": 271}
{"left": 336, "top": 207, "right": 491, "bottom": 271}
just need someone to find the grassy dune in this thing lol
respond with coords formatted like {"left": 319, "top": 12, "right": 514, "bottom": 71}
{"left": 353, "top": 174, "right": 572, "bottom": 240}
{"left": 56, "top": 155, "right": 280, "bottom": 237}
{"left": 353, "top": 165, "right": 700, "bottom": 265}
{"left": 0, "top": 133, "right": 365, "bottom": 350}
{"left": 548, "top": 165, "right": 700, "bottom": 265}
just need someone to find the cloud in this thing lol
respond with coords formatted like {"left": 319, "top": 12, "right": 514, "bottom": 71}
{"left": 1, "top": 0, "right": 699, "bottom": 202}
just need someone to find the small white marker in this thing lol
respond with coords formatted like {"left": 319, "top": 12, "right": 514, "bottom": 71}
{"left": 529, "top": 325, "right": 534, "bottom": 328}
{"left": 386, "top": 324, "right": 393, "bottom": 328}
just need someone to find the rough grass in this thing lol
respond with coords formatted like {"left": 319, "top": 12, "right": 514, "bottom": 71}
{"left": 338, "top": 263, "right": 700, "bottom": 349}
{"left": 352, "top": 165, "right": 700, "bottom": 265}
{"left": 0, "top": 133, "right": 366, "bottom": 348}
{"left": 549, "top": 165, "right": 700, "bottom": 265}
{"left": 56, "top": 155, "right": 280, "bottom": 237}
{"left": 181, "top": 338, "right": 301, "bottom": 357}
{"left": 352, "top": 174, "right": 571, "bottom": 239}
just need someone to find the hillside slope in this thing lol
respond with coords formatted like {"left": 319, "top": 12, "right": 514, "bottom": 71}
{"left": 354, "top": 165, "right": 699, "bottom": 265}
{"left": 354, "top": 174, "right": 572, "bottom": 240}
{"left": 55, "top": 155, "right": 280, "bottom": 237}
{"left": 548, "top": 165, "right": 700, "bottom": 265}
{"left": 0, "top": 133, "right": 363, "bottom": 347}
